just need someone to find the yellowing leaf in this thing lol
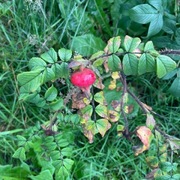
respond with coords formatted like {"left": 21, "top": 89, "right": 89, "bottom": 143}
{"left": 134, "top": 145, "right": 148, "bottom": 156}
{"left": 117, "top": 124, "right": 125, "bottom": 137}
{"left": 112, "top": 72, "right": 120, "bottom": 80}
{"left": 108, "top": 110, "right": 120, "bottom": 122}
{"left": 108, "top": 79, "right": 116, "bottom": 90}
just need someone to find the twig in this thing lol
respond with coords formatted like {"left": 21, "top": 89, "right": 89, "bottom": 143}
{"left": 119, "top": 72, "right": 130, "bottom": 138}
{"left": 160, "top": 49, "right": 180, "bottom": 55}
{"left": 127, "top": 88, "right": 149, "bottom": 114}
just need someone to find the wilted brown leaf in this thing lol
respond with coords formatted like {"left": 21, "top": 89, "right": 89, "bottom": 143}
{"left": 93, "top": 77, "right": 105, "bottom": 89}
{"left": 146, "top": 114, "right": 156, "bottom": 130}
{"left": 103, "top": 59, "right": 109, "bottom": 73}
{"left": 136, "top": 126, "right": 152, "bottom": 147}
{"left": 108, "top": 110, "right": 120, "bottom": 122}
{"left": 134, "top": 126, "right": 152, "bottom": 155}
{"left": 72, "top": 91, "right": 90, "bottom": 109}
{"left": 83, "top": 129, "right": 94, "bottom": 143}
{"left": 111, "top": 100, "right": 121, "bottom": 111}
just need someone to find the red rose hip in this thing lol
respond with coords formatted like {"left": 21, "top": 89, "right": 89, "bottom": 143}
{"left": 70, "top": 68, "right": 96, "bottom": 92}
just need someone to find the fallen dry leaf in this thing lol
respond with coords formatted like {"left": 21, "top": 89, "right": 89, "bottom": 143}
{"left": 136, "top": 126, "right": 152, "bottom": 147}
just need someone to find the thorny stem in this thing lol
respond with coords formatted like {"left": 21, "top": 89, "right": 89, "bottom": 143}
{"left": 88, "top": 49, "right": 180, "bottom": 63}
{"left": 160, "top": 49, "right": 180, "bottom": 55}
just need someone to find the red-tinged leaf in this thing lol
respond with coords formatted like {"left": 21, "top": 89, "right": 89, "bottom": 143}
{"left": 136, "top": 126, "right": 152, "bottom": 148}
{"left": 96, "top": 119, "right": 111, "bottom": 137}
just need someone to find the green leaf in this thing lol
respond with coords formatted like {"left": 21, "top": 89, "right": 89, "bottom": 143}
{"left": 91, "top": 51, "right": 105, "bottom": 67}
{"left": 108, "top": 54, "right": 121, "bottom": 71}
{"left": 138, "top": 53, "right": 155, "bottom": 75}
{"left": 148, "top": 0, "right": 163, "bottom": 9}
{"left": 16, "top": 135, "right": 26, "bottom": 146}
{"left": 46, "top": 142, "right": 57, "bottom": 152}
{"left": 172, "top": 174, "right": 180, "bottom": 180}
{"left": 49, "top": 98, "right": 64, "bottom": 111}
{"left": 95, "top": 105, "right": 108, "bottom": 118}
{"left": 160, "top": 162, "right": 177, "bottom": 173}
{"left": 58, "top": 48, "right": 72, "bottom": 62}
{"left": 124, "top": 35, "right": 141, "bottom": 52}
{"left": 50, "top": 151, "right": 60, "bottom": 161}
{"left": 123, "top": 54, "right": 138, "bottom": 75}
{"left": 12, "top": 147, "right": 26, "bottom": 161}
{"left": 45, "top": 86, "right": 58, "bottom": 101}
{"left": 90, "top": 51, "right": 104, "bottom": 61}
{"left": 147, "top": 13, "right": 163, "bottom": 37}
{"left": 163, "top": 14, "right": 176, "bottom": 34}
{"left": 40, "top": 48, "right": 57, "bottom": 63}
{"left": 28, "top": 57, "right": 47, "bottom": 70}
{"left": 61, "top": 147, "right": 73, "bottom": 157}
{"left": 18, "top": 70, "right": 43, "bottom": 92}
{"left": 17, "top": 70, "right": 42, "bottom": 87}
{"left": 69, "top": 114, "right": 80, "bottom": 124}
{"left": 130, "top": 4, "right": 157, "bottom": 24}
{"left": 53, "top": 62, "right": 69, "bottom": 79}
{"left": 0, "top": 165, "right": 31, "bottom": 179}
{"left": 96, "top": 119, "right": 111, "bottom": 137}
{"left": 80, "top": 105, "right": 93, "bottom": 118}
{"left": 162, "top": 69, "right": 178, "bottom": 80}
{"left": 86, "top": 120, "right": 98, "bottom": 135}
{"left": 144, "top": 41, "right": 155, "bottom": 51}
{"left": 55, "top": 134, "right": 69, "bottom": 147}
{"left": 104, "top": 36, "right": 121, "bottom": 53}
{"left": 42, "top": 67, "right": 56, "bottom": 83}
{"left": 29, "top": 170, "right": 53, "bottom": 180}
{"left": 155, "top": 175, "right": 172, "bottom": 180}
{"left": 129, "top": 4, "right": 163, "bottom": 37}
{"left": 56, "top": 166, "right": 69, "bottom": 179}
{"left": 156, "top": 55, "right": 177, "bottom": 78}
{"left": 52, "top": 62, "right": 69, "bottom": 79}
{"left": 70, "top": 34, "right": 106, "bottom": 56}
{"left": 94, "top": 91, "right": 106, "bottom": 105}
{"left": 168, "top": 77, "right": 180, "bottom": 97}
{"left": 63, "top": 158, "right": 74, "bottom": 171}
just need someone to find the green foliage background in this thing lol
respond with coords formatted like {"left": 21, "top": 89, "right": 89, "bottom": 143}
{"left": 0, "top": 0, "right": 180, "bottom": 179}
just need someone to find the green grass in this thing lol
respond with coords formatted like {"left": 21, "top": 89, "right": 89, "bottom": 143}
{"left": 0, "top": 0, "right": 179, "bottom": 179}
